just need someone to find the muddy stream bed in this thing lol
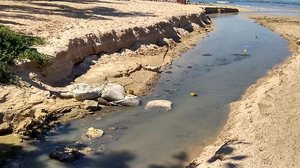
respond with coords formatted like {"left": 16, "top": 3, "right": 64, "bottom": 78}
{"left": 14, "top": 14, "right": 290, "bottom": 168}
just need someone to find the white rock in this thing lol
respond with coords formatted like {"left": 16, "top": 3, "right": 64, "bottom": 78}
{"left": 115, "top": 95, "right": 141, "bottom": 106}
{"left": 145, "top": 100, "right": 172, "bottom": 111}
{"left": 101, "top": 83, "right": 125, "bottom": 101}
{"left": 85, "top": 127, "right": 104, "bottom": 139}
{"left": 68, "top": 83, "right": 104, "bottom": 101}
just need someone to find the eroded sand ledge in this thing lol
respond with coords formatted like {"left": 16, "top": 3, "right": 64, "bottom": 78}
{"left": 37, "top": 13, "right": 211, "bottom": 85}
{"left": 189, "top": 16, "right": 300, "bottom": 168}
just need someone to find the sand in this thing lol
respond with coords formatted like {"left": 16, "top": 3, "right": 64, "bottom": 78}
{"left": 189, "top": 15, "right": 300, "bottom": 168}
{"left": 0, "top": 0, "right": 205, "bottom": 54}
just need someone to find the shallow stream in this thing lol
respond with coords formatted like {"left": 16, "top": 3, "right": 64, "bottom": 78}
{"left": 18, "top": 14, "right": 290, "bottom": 168}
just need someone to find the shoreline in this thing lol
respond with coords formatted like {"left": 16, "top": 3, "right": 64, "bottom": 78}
{"left": 189, "top": 15, "right": 300, "bottom": 168}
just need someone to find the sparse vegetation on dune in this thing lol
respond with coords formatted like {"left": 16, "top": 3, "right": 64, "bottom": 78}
{"left": 0, "top": 25, "right": 50, "bottom": 83}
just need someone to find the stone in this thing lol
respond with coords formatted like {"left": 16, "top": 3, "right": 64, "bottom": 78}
{"left": 296, "top": 40, "right": 300, "bottom": 45}
{"left": 97, "top": 97, "right": 110, "bottom": 106}
{"left": 85, "top": 127, "right": 104, "bottom": 139}
{"left": 0, "top": 122, "right": 13, "bottom": 135}
{"left": 101, "top": 83, "right": 125, "bottom": 101}
{"left": 83, "top": 100, "right": 101, "bottom": 111}
{"left": 190, "top": 92, "right": 198, "bottom": 97}
{"left": 67, "top": 83, "right": 104, "bottom": 101}
{"left": 143, "top": 65, "right": 161, "bottom": 73}
{"left": 49, "top": 147, "right": 82, "bottom": 162}
{"left": 116, "top": 95, "right": 141, "bottom": 106}
{"left": 145, "top": 100, "right": 172, "bottom": 111}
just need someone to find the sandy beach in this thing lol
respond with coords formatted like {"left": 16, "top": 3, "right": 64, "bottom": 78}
{"left": 189, "top": 15, "right": 300, "bottom": 168}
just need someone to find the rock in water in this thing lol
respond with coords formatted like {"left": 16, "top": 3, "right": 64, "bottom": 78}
{"left": 0, "top": 122, "right": 13, "bottom": 135}
{"left": 101, "top": 83, "right": 125, "bottom": 101}
{"left": 67, "top": 83, "right": 104, "bottom": 101}
{"left": 49, "top": 147, "right": 82, "bottom": 162}
{"left": 85, "top": 127, "right": 104, "bottom": 139}
{"left": 83, "top": 100, "right": 101, "bottom": 111}
{"left": 116, "top": 95, "right": 141, "bottom": 106}
{"left": 145, "top": 100, "right": 172, "bottom": 111}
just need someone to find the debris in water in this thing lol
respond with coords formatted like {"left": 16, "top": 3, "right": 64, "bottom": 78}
{"left": 190, "top": 92, "right": 198, "bottom": 97}
{"left": 202, "top": 53, "right": 212, "bottom": 56}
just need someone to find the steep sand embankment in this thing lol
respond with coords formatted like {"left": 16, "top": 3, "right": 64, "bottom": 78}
{"left": 0, "top": 0, "right": 206, "bottom": 84}
{"left": 189, "top": 16, "right": 300, "bottom": 168}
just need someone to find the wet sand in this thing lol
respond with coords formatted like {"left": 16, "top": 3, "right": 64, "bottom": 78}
{"left": 189, "top": 15, "right": 300, "bottom": 168}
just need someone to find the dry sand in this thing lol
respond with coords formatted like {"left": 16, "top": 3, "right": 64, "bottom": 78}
{"left": 0, "top": 0, "right": 205, "bottom": 55}
{"left": 189, "top": 15, "right": 300, "bottom": 168}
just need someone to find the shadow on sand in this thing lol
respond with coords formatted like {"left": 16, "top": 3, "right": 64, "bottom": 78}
{"left": 0, "top": 0, "right": 156, "bottom": 26}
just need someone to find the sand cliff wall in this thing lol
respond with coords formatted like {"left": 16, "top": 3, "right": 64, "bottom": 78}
{"left": 37, "top": 13, "right": 211, "bottom": 86}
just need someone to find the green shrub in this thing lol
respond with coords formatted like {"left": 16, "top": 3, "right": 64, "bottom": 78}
{"left": 0, "top": 25, "right": 50, "bottom": 83}
{"left": 0, "top": 62, "right": 13, "bottom": 83}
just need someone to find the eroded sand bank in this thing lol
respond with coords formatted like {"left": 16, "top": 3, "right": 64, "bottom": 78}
{"left": 189, "top": 16, "right": 300, "bottom": 168}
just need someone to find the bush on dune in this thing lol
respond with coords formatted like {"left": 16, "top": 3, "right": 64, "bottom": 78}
{"left": 0, "top": 25, "right": 50, "bottom": 83}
